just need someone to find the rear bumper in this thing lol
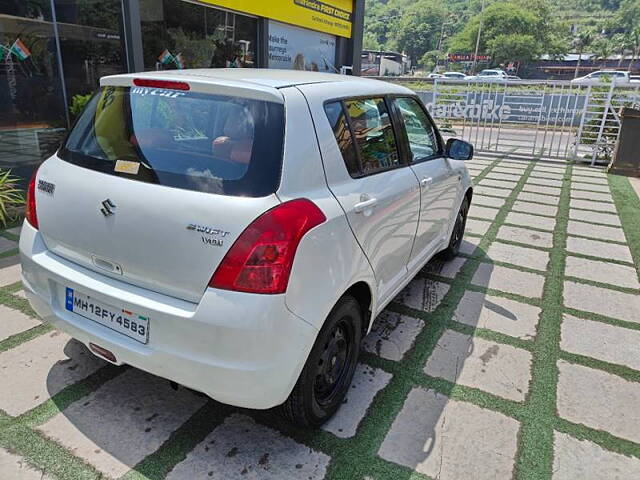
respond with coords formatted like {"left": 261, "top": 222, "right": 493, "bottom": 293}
{"left": 19, "top": 221, "right": 318, "bottom": 409}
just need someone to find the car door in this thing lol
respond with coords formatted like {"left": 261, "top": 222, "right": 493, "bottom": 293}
{"left": 321, "top": 97, "right": 420, "bottom": 305}
{"left": 391, "top": 96, "right": 461, "bottom": 273}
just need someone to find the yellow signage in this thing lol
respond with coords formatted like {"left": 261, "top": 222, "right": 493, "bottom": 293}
{"left": 200, "top": 0, "right": 353, "bottom": 38}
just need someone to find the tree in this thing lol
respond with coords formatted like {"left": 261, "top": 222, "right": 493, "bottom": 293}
{"left": 487, "top": 33, "right": 540, "bottom": 65}
{"left": 446, "top": 0, "right": 566, "bottom": 69}
{"left": 573, "top": 30, "right": 593, "bottom": 78}
{"left": 591, "top": 37, "right": 614, "bottom": 67}
{"left": 611, "top": 33, "right": 631, "bottom": 67}
{"left": 388, "top": 3, "right": 447, "bottom": 62}
{"left": 627, "top": 27, "right": 640, "bottom": 72}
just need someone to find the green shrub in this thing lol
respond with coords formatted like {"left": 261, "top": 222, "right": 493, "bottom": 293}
{"left": 69, "top": 93, "right": 92, "bottom": 117}
{"left": 0, "top": 170, "right": 24, "bottom": 227}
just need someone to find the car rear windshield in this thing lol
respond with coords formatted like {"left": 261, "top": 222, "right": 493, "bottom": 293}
{"left": 59, "top": 86, "right": 285, "bottom": 197}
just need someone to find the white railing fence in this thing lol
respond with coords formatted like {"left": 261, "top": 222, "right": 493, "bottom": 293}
{"left": 414, "top": 79, "right": 640, "bottom": 164}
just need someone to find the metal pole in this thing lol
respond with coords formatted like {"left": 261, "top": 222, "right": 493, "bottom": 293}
{"left": 49, "top": 0, "right": 71, "bottom": 129}
{"left": 471, "top": 0, "right": 486, "bottom": 74}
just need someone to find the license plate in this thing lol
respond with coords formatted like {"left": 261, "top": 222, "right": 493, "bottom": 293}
{"left": 65, "top": 287, "right": 149, "bottom": 344}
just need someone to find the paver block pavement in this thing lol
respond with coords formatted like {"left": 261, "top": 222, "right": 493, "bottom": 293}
{"left": 561, "top": 314, "right": 640, "bottom": 371}
{"left": 517, "top": 192, "right": 560, "bottom": 205}
{"left": 472, "top": 263, "right": 545, "bottom": 298}
{"left": 396, "top": 278, "right": 450, "bottom": 313}
{"left": 497, "top": 225, "right": 554, "bottom": 248}
{"left": 0, "top": 332, "right": 106, "bottom": 416}
{"left": 0, "top": 304, "right": 40, "bottom": 341}
{"left": 486, "top": 241, "right": 550, "bottom": 272}
{"left": 565, "top": 236, "right": 634, "bottom": 264}
{"left": 568, "top": 209, "right": 621, "bottom": 226}
{"left": 167, "top": 414, "right": 330, "bottom": 480}
{"left": 553, "top": 431, "right": 640, "bottom": 480}
{"left": 424, "top": 329, "right": 532, "bottom": 401}
{"left": 459, "top": 237, "right": 483, "bottom": 256}
{"left": 570, "top": 190, "right": 614, "bottom": 203}
{"left": 565, "top": 256, "right": 639, "bottom": 290}
{"left": 362, "top": 311, "right": 424, "bottom": 361}
{"left": 0, "top": 236, "right": 17, "bottom": 254}
{"left": 563, "top": 281, "right": 640, "bottom": 324}
{"left": 468, "top": 205, "right": 500, "bottom": 220}
{"left": 474, "top": 186, "right": 512, "bottom": 198}
{"left": 424, "top": 256, "right": 467, "bottom": 279}
{"left": 473, "top": 195, "right": 506, "bottom": 208}
{"left": 512, "top": 200, "right": 558, "bottom": 217}
{"left": 466, "top": 219, "right": 492, "bottom": 236}
{"left": 522, "top": 184, "right": 562, "bottom": 196}
{"left": 453, "top": 290, "right": 540, "bottom": 340}
{"left": 557, "top": 360, "right": 640, "bottom": 443}
{"left": 478, "top": 179, "right": 518, "bottom": 189}
{"left": 322, "top": 364, "right": 392, "bottom": 438}
{"left": 505, "top": 212, "right": 556, "bottom": 232}
{"left": 0, "top": 448, "right": 51, "bottom": 480}
{"left": 569, "top": 198, "right": 617, "bottom": 213}
{"left": 378, "top": 388, "right": 520, "bottom": 480}
{"left": 566, "top": 221, "right": 627, "bottom": 243}
{"left": 571, "top": 181, "right": 611, "bottom": 193}
{"left": 0, "top": 255, "right": 21, "bottom": 287}
{"left": 39, "top": 368, "right": 207, "bottom": 478}
{"left": 526, "top": 177, "right": 563, "bottom": 188}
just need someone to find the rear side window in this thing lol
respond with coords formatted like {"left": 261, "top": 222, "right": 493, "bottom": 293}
{"left": 325, "top": 97, "right": 401, "bottom": 177}
{"left": 324, "top": 102, "right": 359, "bottom": 176}
{"left": 60, "top": 86, "right": 285, "bottom": 197}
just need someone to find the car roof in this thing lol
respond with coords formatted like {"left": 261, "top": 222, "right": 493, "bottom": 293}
{"left": 102, "top": 68, "right": 409, "bottom": 90}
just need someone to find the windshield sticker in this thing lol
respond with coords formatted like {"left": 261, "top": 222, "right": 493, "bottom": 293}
{"left": 114, "top": 160, "right": 140, "bottom": 175}
{"left": 131, "top": 87, "right": 186, "bottom": 98}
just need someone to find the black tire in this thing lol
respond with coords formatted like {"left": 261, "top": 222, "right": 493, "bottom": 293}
{"left": 280, "top": 295, "right": 362, "bottom": 427}
{"left": 442, "top": 197, "right": 470, "bottom": 260}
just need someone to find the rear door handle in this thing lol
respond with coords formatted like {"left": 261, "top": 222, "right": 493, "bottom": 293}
{"left": 420, "top": 177, "right": 434, "bottom": 188}
{"left": 354, "top": 197, "right": 378, "bottom": 213}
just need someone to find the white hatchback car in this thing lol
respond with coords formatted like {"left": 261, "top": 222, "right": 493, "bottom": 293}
{"left": 20, "top": 69, "right": 474, "bottom": 427}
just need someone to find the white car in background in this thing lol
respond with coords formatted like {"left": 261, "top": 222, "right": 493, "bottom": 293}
{"left": 441, "top": 72, "right": 468, "bottom": 80}
{"left": 571, "top": 70, "right": 635, "bottom": 85}
{"left": 468, "top": 69, "right": 509, "bottom": 82}
{"left": 19, "top": 69, "right": 474, "bottom": 427}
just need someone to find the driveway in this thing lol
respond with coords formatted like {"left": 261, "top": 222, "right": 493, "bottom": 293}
{"left": 1, "top": 155, "right": 639, "bottom": 480}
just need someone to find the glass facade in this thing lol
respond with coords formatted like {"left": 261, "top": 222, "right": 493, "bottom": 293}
{"left": 0, "top": 0, "right": 356, "bottom": 186}
{"left": 140, "top": 0, "right": 257, "bottom": 70}
{"left": 0, "top": 2, "right": 68, "bottom": 185}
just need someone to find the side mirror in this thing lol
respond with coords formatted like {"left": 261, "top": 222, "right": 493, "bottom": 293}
{"left": 445, "top": 138, "right": 474, "bottom": 160}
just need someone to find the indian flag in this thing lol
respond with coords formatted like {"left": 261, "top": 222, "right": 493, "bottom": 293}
{"left": 10, "top": 39, "right": 30, "bottom": 61}
{"left": 157, "top": 49, "right": 173, "bottom": 65}
{"left": 174, "top": 53, "right": 185, "bottom": 69}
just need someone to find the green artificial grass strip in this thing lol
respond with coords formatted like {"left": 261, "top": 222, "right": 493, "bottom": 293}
{"left": 122, "top": 401, "right": 234, "bottom": 480}
{"left": 609, "top": 175, "right": 640, "bottom": 276}
{"left": 0, "top": 424, "right": 103, "bottom": 480}
{"left": 0, "top": 324, "right": 53, "bottom": 354}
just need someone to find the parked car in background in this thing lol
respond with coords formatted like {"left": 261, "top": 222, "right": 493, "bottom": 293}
{"left": 571, "top": 70, "right": 635, "bottom": 85}
{"left": 20, "top": 69, "right": 474, "bottom": 428}
{"left": 441, "top": 72, "right": 468, "bottom": 80}
{"left": 426, "top": 72, "right": 443, "bottom": 79}
{"left": 468, "top": 69, "right": 509, "bottom": 82}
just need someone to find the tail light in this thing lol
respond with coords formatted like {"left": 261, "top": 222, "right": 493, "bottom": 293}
{"left": 209, "top": 199, "right": 326, "bottom": 294}
{"left": 25, "top": 168, "right": 39, "bottom": 229}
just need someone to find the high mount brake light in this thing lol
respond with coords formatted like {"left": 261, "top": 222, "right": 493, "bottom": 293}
{"left": 133, "top": 78, "right": 190, "bottom": 91}
{"left": 209, "top": 199, "right": 326, "bottom": 294}
{"left": 26, "top": 168, "right": 39, "bottom": 229}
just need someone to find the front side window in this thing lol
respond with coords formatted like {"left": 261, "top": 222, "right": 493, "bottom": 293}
{"left": 343, "top": 98, "right": 400, "bottom": 174}
{"left": 60, "top": 86, "right": 284, "bottom": 196}
{"left": 395, "top": 97, "right": 439, "bottom": 162}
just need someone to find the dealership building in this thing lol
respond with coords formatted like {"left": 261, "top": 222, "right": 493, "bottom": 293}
{"left": 0, "top": 0, "right": 364, "bottom": 184}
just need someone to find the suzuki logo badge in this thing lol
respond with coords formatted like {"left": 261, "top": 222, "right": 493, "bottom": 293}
{"left": 100, "top": 199, "right": 116, "bottom": 217}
